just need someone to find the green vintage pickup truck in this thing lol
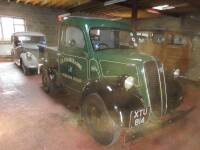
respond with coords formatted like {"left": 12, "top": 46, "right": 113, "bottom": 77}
{"left": 41, "top": 15, "right": 183, "bottom": 145}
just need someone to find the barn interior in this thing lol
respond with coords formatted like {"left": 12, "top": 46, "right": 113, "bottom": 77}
{"left": 0, "top": 0, "right": 199, "bottom": 149}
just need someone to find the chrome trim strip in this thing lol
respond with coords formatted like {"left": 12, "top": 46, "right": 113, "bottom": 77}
{"left": 154, "top": 60, "right": 164, "bottom": 116}
{"left": 162, "top": 64, "right": 168, "bottom": 114}
{"left": 143, "top": 59, "right": 168, "bottom": 116}
{"left": 119, "top": 111, "right": 123, "bottom": 126}
{"left": 38, "top": 63, "right": 43, "bottom": 74}
{"left": 129, "top": 111, "right": 134, "bottom": 128}
{"left": 143, "top": 66, "right": 152, "bottom": 111}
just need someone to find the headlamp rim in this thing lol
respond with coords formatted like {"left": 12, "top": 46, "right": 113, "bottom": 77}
{"left": 124, "top": 76, "right": 135, "bottom": 91}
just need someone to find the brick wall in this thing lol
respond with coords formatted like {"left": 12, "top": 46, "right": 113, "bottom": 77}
{"left": 0, "top": 1, "right": 65, "bottom": 46}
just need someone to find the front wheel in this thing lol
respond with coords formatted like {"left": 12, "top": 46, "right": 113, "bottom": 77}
{"left": 22, "top": 61, "right": 29, "bottom": 75}
{"left": 81, "top": 93, "right": 120, "bottom": 145}
{"left": 41, "top": 67, "right": 50, "bottom": 93}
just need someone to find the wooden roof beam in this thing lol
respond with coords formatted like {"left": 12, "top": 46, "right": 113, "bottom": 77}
{"left": 55, "top": 0, "right": 90, "bottom": 8}
{"left": 24, "top": 0, "right": 34, "bottom": 4}
{"left": 47, "top": 0, "right": 61, "bottom": 6}
{"left": 16, "top": 0, "right": 25, "bottom": 3}
{"left": 32, "top": 0, "right": 43, "bottom": 5}
{"left": 16, "top": 0, "right": 43, "bottom": 6}
{"left": 54, "top": 0, "right": 71, "bottom": 8}
{"left": 68, "top": 0, "right": 102, "bottom": 12}
{"left": 40, "top": 0, "right": 51, "bottom": 6}
{"left": 47, "top": 0, "right": 68, "bottom": 7}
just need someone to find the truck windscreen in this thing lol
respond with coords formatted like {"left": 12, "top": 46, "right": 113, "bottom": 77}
{"left": 90, "top": 28, "right": 137, "bottom": 51}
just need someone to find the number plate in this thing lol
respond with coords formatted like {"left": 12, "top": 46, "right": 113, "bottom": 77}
{"left": 130, "top": 107, "right": 150, "bottom": 127}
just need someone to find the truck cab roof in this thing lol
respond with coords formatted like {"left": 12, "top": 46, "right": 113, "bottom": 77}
{"left": 62, "top": 15, "right": 132, "bottom": 30}
{"left": 12, "top": 32, "right": 45, "bottom": 37}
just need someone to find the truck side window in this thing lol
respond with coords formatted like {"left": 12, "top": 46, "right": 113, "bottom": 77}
{"left": 65, "top": 26, "right": 85, "bottom": 49}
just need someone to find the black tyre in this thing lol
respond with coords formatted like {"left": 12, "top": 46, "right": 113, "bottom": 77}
{"left": 166, "top": 77, "right": 183, "bottom": 110}
{"left": 81, "top": 93, "right": 120, "bottom": 145}
{"left": 41, "top": 68, "right": 50, "bottom": 93}
{"left": 22, "top": 61, "right": 29, "bottom": 75}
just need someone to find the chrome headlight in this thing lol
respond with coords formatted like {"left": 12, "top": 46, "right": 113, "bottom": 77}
{"left": 26, "top": 52, "right": 32, "bottom": 59}
{"left": 173, "top": 69, "right": 180, "bottom": 78}
{"left": 124, "top": 76, "right": 135, "bottom": 91}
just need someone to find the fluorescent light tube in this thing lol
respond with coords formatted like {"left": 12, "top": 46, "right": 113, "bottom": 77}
{"left": 104, "top": 0, "right": 127, "bottom": 6}
{"left": 152, "top": 4, "right": 175, "bottom": 10}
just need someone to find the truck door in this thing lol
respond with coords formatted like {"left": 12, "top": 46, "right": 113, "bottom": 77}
{"left": 59, "top": 25, "right": 88, "bottom": 93}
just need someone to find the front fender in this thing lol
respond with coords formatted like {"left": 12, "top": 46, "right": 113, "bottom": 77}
{"left": 166, "top": 74, "right": 184, "bottom": 110}
{"left": 20, "top": 52, "right": 38, "bottom": 68}
{"left": 82, "top": 79, "right": 145, "bottom": 127}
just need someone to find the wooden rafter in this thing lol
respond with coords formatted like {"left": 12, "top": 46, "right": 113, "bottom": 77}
{"left": 16, "top": 0, "right": 22, "bottom": 3}
{"left": 40, "top": 0, "right": 51, "bottom": 6}
{"left": 54, "top": 0, "right": 72, "bottom": 8}
{"left": 47, "top": 0, "right": 67, "bottom": 7}
{"left": 32, "top": 0, "right": 43, "bottom": 5}
{"left": 24, "top": 0, "right": 34, "bottom": 4}
{"left": 15, "top": 0, "right": 91, "bottom": 8}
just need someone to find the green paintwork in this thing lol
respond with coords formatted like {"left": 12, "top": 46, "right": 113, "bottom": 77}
{"left": 48, "top": 16, "right": 157, "bottom": 106}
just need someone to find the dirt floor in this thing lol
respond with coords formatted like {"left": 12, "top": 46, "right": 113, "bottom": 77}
{"left": 0, "top": 62, "right": 199, "bottom": 150}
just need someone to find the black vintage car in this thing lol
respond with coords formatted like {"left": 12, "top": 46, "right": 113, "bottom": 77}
{"left": 11, "top": 32, "right": 46, "bottom": 75}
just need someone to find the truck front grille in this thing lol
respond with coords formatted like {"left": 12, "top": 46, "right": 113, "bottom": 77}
{"left": 144, "top": 60, "right": 167, "bottom": 116}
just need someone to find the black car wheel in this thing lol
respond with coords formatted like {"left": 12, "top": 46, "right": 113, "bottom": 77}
{"left": 166, "top": 78, "right": 183, "bottom": 110}
{"left": 22, "top": 61, "right": 29, "bottom": 75}
{"left": 82, "top": 93, "right": 120, "bottom": 145}
{"left": 41, "top": 68, "right": 50, "bottom": 93}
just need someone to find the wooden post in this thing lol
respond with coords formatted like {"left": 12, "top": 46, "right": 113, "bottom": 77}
{"left": 132, "top": 0, "right": 138, "bottom": 31}
{"left": 131, "top": 0, "right": 138, "bottom": 20}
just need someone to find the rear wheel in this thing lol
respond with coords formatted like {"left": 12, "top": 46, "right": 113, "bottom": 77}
{"left": 81, "top": 93, "right": 120, "bottom": 145}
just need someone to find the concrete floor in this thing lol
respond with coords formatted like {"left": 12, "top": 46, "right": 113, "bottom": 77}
{"left": 0, "top": 44, "right": 12, "bottom": 56}
{"left": 0, "top": 62, "right": 200, "bottom": 150}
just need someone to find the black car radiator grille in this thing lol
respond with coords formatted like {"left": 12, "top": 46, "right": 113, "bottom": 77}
{"left": 144, "top": 60, "right": 167, "bottom": 116}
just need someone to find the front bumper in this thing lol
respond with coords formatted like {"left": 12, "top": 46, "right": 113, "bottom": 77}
{"left": 37, "top": 63, "right": 43, "bottom": 74}
{"left": 27, "top": 65, "right": 37, "bottom": 69}
{"left": 123, "top": 106, "right": 194, "bottom": 143}
{"left": 25, "top": 63, "right": 43, "bottom": 74}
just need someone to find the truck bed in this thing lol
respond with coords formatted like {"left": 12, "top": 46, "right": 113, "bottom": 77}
{"left": 44, "top": 46, "right": 58, "bottom": 67}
